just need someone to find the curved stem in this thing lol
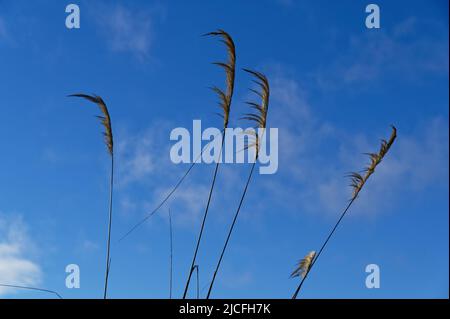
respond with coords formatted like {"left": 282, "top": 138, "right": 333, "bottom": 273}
{"left": 206, "top": 161, "right": 256, "bottom": 299}
{"left": 0, "top": 283, "right": 63, "bottom": 299}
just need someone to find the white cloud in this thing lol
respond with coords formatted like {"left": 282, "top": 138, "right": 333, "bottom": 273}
{"left": 319, "top": 117, "right": 449, "bottom": 216}
{"left": 81, "top": 239, "right": 99, "bottom": 253}
{"left": 96, "top": 4, "right": 160, "bottom": 60}
{"left": 120, "top": 146, "right": 155, "bottom": 184}
{"left": 258, "top": 70, "right": 449, "bottom": 218}
{"left": 114, "top": 65, "right": 447, "bottom": 228}
{"left": 115, "top": 69, "right": 448, "bottom": 226}
{"left": 115, "top": 120, "right": 249, "bottom": 229}
{"left": 115, "top": 119, "right": 219, "bottom": 228}
{"left": 116, "top": 121, "right": 173, "bottom": 186}
{"left": 0, "top": 214, "right": 42, "bottom": 296}
{"left": 151, "top": 183, "right": 210, "bottom": 226}
{"left": 314, "top": 18, "right": 449, "bottom": 89}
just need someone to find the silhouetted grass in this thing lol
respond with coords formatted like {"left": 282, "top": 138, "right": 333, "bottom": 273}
{"left": 291, "top": 126, "right": 397, "bottom": 299}
{"left": 69, "top": 94, "right": 115, "bottom": 299}
{"left": 183, "top": 30, "right": 236, "bottom": 299}
{"left": 206, "top": 69, "right": 270, "bottom": 298}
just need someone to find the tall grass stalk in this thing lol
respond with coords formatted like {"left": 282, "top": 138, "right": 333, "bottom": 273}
{"left": 291, "top": 126, "right": 397, "bottom": 299}
{"left": 193, "top": 265, "right": 200, "bottom": 299}
{"left": 183, "top": 30, "right": 236, "bottom": 299}
{"left": 168, "top": 209, "right": 173, "bottom": 299}
{"left": 69, "top": 94, "right": 114, "bottom": 299}
{"left": 206, "top": 69, "right": 270, "bottom": 299}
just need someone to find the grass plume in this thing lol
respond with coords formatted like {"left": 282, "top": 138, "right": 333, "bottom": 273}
{"left": 240, "top": 68, "right": 270, "bottom": 157}
{"left": 68, "top": 93, "right": 115, "bottom": 299}
{"left": 292, "top": 126, "right": 397, "bottom": 299}
{"left": 183, "top": 29, "right": 236, "bottom": 298}
{"left": 69, "top": 94, "right": 113, "bottom": 155}
{"left": 206, "top": 29, "right": 236, "bottom": 128}
{"left": 348, "top": 126, "right": 397, "bottom": 200}
{"left": 290, "top": 251, "right": 316, "bottom": 279}
{"left": 206, "top": 69, "right": 270, "bottom": 298}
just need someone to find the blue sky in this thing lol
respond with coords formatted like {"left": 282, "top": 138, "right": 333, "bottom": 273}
{"left": 0, "top": 0, "right": 448, "bottom": 299}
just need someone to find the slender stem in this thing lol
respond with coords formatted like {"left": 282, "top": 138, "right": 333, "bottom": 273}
{"left": 206, "top": 161, "right": 257, "bottom": 299}
{"left": 104, "top": 155, "right": 114, "bottom": 299}
{"left": 183, "top": 132, "right": 226, "bottom": 299}
{"left": 169, "top": 208, "right": 173, "bottom": 299}
{"left": 292, "top": 197, "right": 356, "bottom": 299}
{"left": 195, "top": 265, "right": 200, "bottom": 299}
{"left": 118, "top": 130, "right": 224, "bottom": 243}
{"left": 0, "top": 283, "right": 63, "bottom": 299}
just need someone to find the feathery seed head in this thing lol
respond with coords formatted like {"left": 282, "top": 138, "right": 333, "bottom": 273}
{"left": 205, "top": 29, "right": 236, "bottom": 128}
{"left": 349, "top": 126, "right": 397, "bottom": 200}
{"left": 241, "top": 69, "right": 270, "bottom": 157}
{"left": 290, "top": 251, "right": 316, "bottom": 279}
{"left": 69, "top": 93, "right": 114, "bottom": 155}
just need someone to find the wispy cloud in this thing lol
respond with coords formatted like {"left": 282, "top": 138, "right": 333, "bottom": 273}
{"left": 116, "top": 138, "right": 215, "bottom": 227}
{"left": 258, "top": 69, "right": 449, "bottom": 218}
{"left": 0, "top": 214, "right": 42, "bottom": 296}
{"left": 116, "top": 121, "right": 173, "bottom": 186}
{"left": 115, "top": 68, "right": 448, "bottom": 226}
{"left": 95, "top": 3, "right": 164, "bottom": 61}
{"left": 113, "top": 62, "right": 447, "bottom": 228}
{"left": 114, "top": 120, "right": 215, "bottom": 227}
{"left": 148, "top": 183, "right": 210, "bottom": 226}
{"left": 115, "top": 119, "right": 246, "bottom": 228}
{"left": 323, "top": 116, "right": 449, "bottom": 216}
{"left": 81, "top": 239, "right": 99, "bottom": 253}
{"left": 314, "top": 17, "right": 449, "bottom": 89}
